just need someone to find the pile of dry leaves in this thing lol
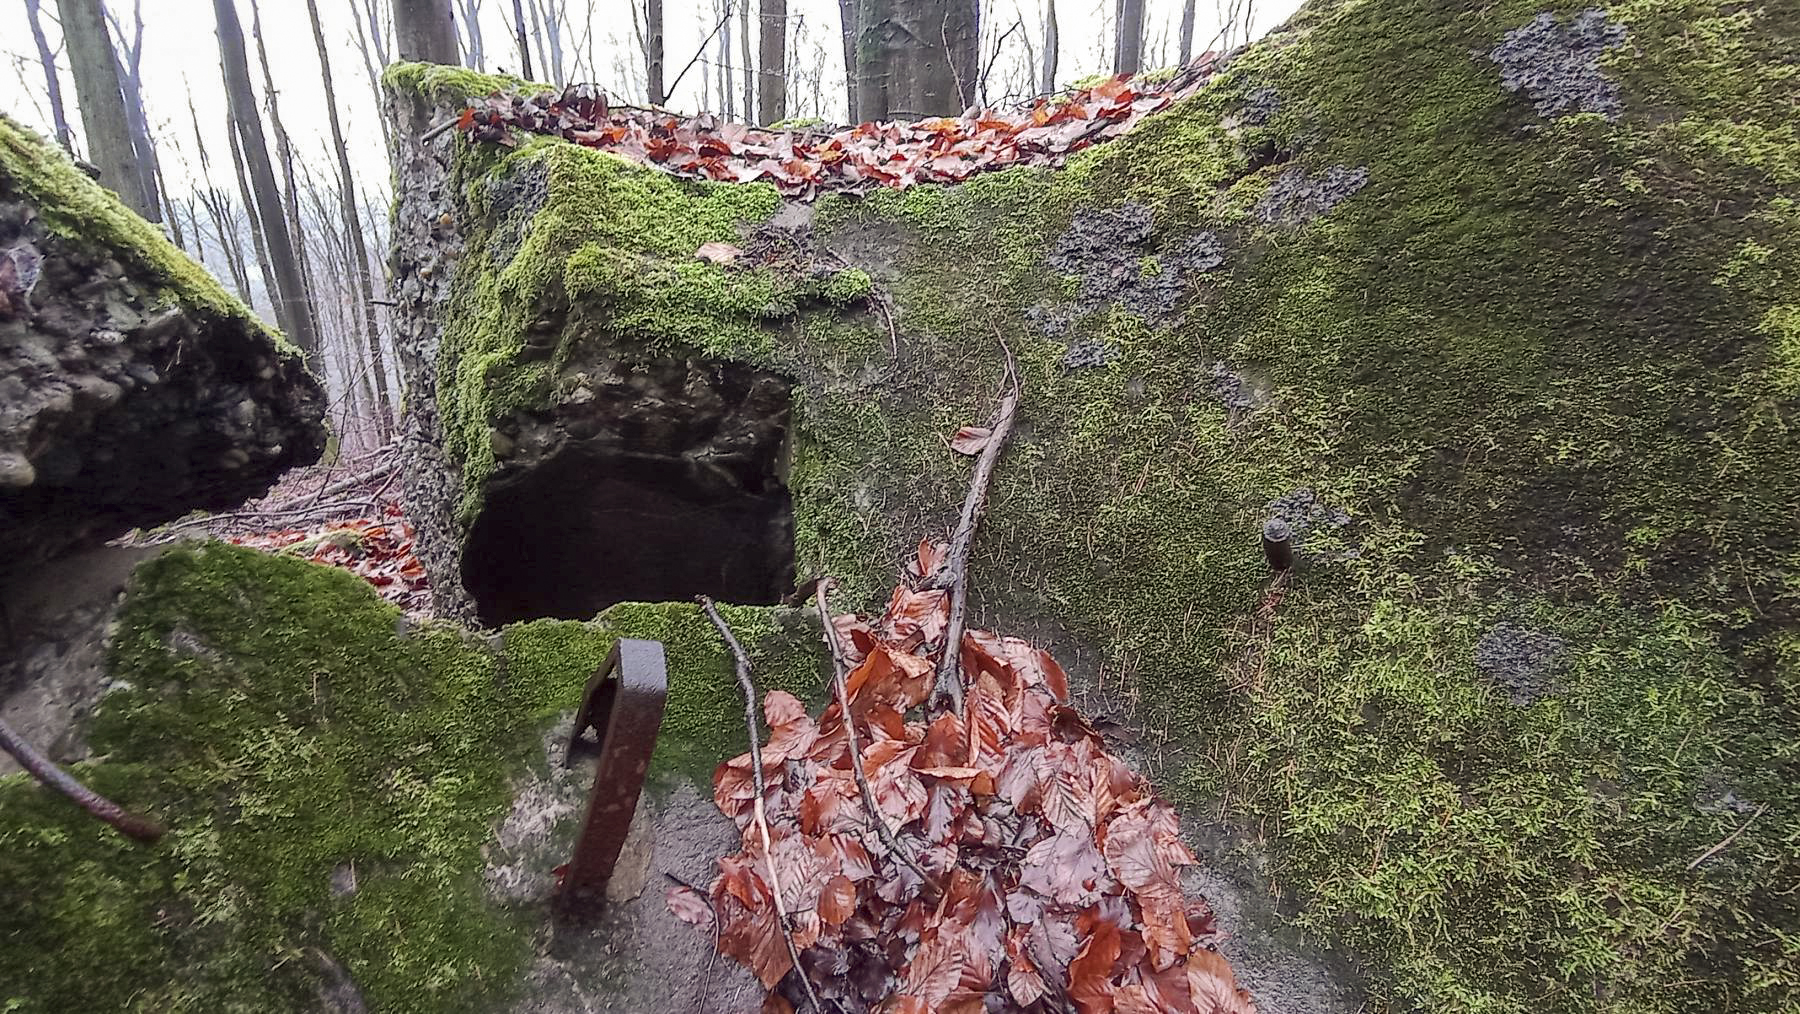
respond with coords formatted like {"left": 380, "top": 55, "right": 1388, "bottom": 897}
{"left": 453, "top": 59, "right": 1221, "bottom": 199}
{"left": 670, "top": 538, "right": 1256, "bottom": 1013}
{"left": 226, "top": 505, "right": 430, "bottom": 614}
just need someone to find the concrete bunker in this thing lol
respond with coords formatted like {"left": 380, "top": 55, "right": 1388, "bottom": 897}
{"left": 460, "top": 359, "right": 796, "bottom": 626}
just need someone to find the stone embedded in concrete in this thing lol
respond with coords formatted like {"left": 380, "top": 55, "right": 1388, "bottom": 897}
{"left": 0, "top": 124, "right": 325, "bottom": 581}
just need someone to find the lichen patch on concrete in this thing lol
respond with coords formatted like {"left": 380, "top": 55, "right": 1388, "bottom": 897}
{"left": 1473, "top": 622, "right": 1567, "bottom": 705}
{"left": 1253, "top": 166, "right": 1370, "bottom": 225}
{"left": 1489, "top": 10, "right": 1629, "bottom": 120}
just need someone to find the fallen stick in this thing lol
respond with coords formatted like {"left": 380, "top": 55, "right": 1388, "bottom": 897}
{"left": 663, "top": 871, "right": 722, "bottom": 1005}
{"left": 0, "top": 717, "right": 164, "bottom": 842}
{"left": 289, "top": 458, "right": 399, "bottom": 509}
{"left": 1687, "top": 803, "right": 1769, "bottom": 870}
{"left": 420, "top": 116, "right": 462, "bottom": 142}
{"left": 697, "top": 596, "right": 823, "bottom": 1014}
{"left": 930, "top": 345, "right": 1021, "bottom": 714}
{"left": 152, "top": 499, "right": 382, "bottom": 538}
{"left": 815, "top": 579, "right": 934, "bottom": 887}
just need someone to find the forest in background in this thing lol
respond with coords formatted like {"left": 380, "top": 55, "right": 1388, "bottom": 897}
{"left": 3, "top": 0, "right": 1279, "bottom": 453}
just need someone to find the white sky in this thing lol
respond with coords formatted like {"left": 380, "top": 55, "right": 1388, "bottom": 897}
{"left": 0, "top": 0, "right": 1300, "bottom": 201}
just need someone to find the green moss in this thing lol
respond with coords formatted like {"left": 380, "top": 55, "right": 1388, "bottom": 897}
{"left": 381, "top": 61, "right": 552, "bottom": 105}
{"left": 0, "top": 545, "right": 832, "bottom": 1012}
{"left": 785, "top": 1, "right": 1800, "bottom": 1010}
{"left": 0, "top": 544, "right": 524, "bottom": 1012}
{"left": 823, "top": 267, "right": 874, "bottom": 305}
{"left": 436, "top": 140, "right": 785, "bottom": 521}
{"left": 0, "top": 116, "right": 296, "bottom": 360}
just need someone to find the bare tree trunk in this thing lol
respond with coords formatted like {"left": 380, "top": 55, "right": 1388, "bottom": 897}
{"left": 698, "top": 5, "right": 711, "bottom": 109}
{"left": 307, "top": 0, "right": 395, "bottom": 437}
{"left": 854, "top": 0, "right": 979, "bottom": 120}
{"left": 102, "top": 1, "right": 166, "bottom": 228}
{"left": 214, "top": 0, "right": 319, "bottom": 366}
{"left": 24, "top": 0, "right": 75, "bottom": 152}
{"left": 1113, "top": 0, "right": 1144, "bottom": 74}
{"left": 395, "top": 0, "right": 459, "bottom": 64}
{"left": 297, "top": 164, "right": 367, "bottom": 448}
{"left": 645, "top": 0, "right": 665, "bottom": 105}
{"left": 535, "top": 1, "right": 566, "bottom": 82}
{"left": 225, "top": 106, "right": 277, "bottom": 319}
{"left": 1178, "top": 0, "right": 1195, "bottom": 63}
{"left": 1019, "top": 10, "right": 1037, "bottom": 98}
{"left": 509, "top": 0, "right": 535, "bottom": 78}
{"left": 56, "top": 0, "right": 153, "bottom": 217}
{"left": 756, "top": 0, "right": 792, "bottom": 123}
{"left": 837, "top": 0, "right": 858, "bottom": 119}
{"left": 200, "top": 188, "right": 251, "bottom": 301}
{"left": 454, "top": 0, "right": 486, "bottom": 68}
{"left": 579, "top": 0, "right": 600, "bottom": 81}
{"left": 179, "top": 197, "right": 205, "bottom": 267}
{"left": 349, "top": 0, "right": 395, "bottom": 155}
{"left": 718, "top": 0, "right": 735, "bottom": 117}
{"left": 250, "top": 0, "right": 321, "bottom": 346}
{"left": 739, "top": 0, "right": 754, "bottom": 119}
{"left": 758, "top": 0, "right": 787, "bottom": 123}
{"left": 527, "top": 0, "right": 549, "bottom": 80}
{"left": 152, "top": 160, "right": 183, "bottom": 250}
{"left": 185, "top": 87, "right": 249, "bottom": 298}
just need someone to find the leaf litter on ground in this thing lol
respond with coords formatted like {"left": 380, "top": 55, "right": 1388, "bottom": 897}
{"left": 453, "top": 58, "right": 1225, "bottom": 201}
{"left": 670, "top": 536, "right": 1258, "bottom": 1013}
{"left": 226, "top": 503, "right": 431, "bottom": 614}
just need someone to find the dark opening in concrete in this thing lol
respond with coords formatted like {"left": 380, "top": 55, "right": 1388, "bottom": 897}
{"left": 461, "top": 363, "right": 795, "bottom": 626}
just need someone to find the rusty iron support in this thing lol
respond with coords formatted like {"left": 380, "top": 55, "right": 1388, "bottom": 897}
{"left": 557, "top": 637, "right": 668, "bottom": 915}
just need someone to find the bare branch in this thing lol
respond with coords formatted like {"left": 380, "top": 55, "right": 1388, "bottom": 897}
{"left": 929, "top": 341, "right": 1020, "bottom": 714}
{"left": 697, "top": 596, "right": 824, "bottom": 1014}
{"left": 0, "top": 717, "right": 165, "bottom": 842}
{"left": 815, "top": 578, "right": 935, "bottom": 887}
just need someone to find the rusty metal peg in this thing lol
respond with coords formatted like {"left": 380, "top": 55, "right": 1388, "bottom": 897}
{"left": 557, "top": 637, "right": 668, "bottom": 915}
{"left": 1262, "top": 519, "right": 1295, "bottom": 572}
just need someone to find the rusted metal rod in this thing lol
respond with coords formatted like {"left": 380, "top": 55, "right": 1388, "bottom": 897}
{"left": 556, "top": 638, "right": 668, "bottom": 914}
{"left": 0, "top": 716, "right": 165, "bottom": 842}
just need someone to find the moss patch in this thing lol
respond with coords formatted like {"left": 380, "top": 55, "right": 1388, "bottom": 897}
{"left": 0, "top": 545, "right": 827, "bottom": 1012}
{"left": 382, "top": 61, "right": 553, "bottom": 106}
{"left": 0, "top": 116, "right": 292, "bottom": 358}
{"left": 434, "top": 138, "right": 792, "bottom": 522}
{"left": 424, "top": 0, "right": 1800, "bottom": 1010}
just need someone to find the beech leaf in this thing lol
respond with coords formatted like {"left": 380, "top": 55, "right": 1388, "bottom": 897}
{"left": 695, "top": 241, "right": 744, "bottom": 265}
{"left": 949, "top": 425, "right": 992, "bottom": 455}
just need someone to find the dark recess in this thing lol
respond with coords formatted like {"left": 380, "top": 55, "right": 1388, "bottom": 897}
{"left": 461, "top": 369, "right": 795, "bottom": 626}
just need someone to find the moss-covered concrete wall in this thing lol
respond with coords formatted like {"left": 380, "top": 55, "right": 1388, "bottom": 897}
{"left": 385, "top": 0, "right": 1799, "bottom": 1010}
{"left": 5, "top": 0, "right": 1794, "bottom": 1010}
{"left": 0, "top": 544, "right": 826, "bottom": 1012}
{"left": 0, "top": 117, "right": 325, "bottom": 577}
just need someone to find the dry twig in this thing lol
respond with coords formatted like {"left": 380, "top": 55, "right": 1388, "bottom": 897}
{"left": 929, "top": 344, "right": 1021, "bottom": 714}
{"left": 0, "top": 716, "right": 165, "bottom": 842}
{"left": 815, "top": 579, "right": 934, "bottom": 887}
{"left": 150, "top": 499, "right": 382, "bottom": 539}
{"left": 697, "top": 596, "right": 823, "bottom": 1014}
{"left": 663, "top": 871, "right": 722, "bottom": 1003}
{"left": 297, "top": 456, "right": 398, "bottom": 508}
{"left": 1687, "top": 803, "right": 1769, "bottom": 870}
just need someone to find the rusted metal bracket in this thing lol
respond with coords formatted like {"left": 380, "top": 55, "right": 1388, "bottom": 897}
{"left": 556, "top": 637, "right": 668, "bottom": 915}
